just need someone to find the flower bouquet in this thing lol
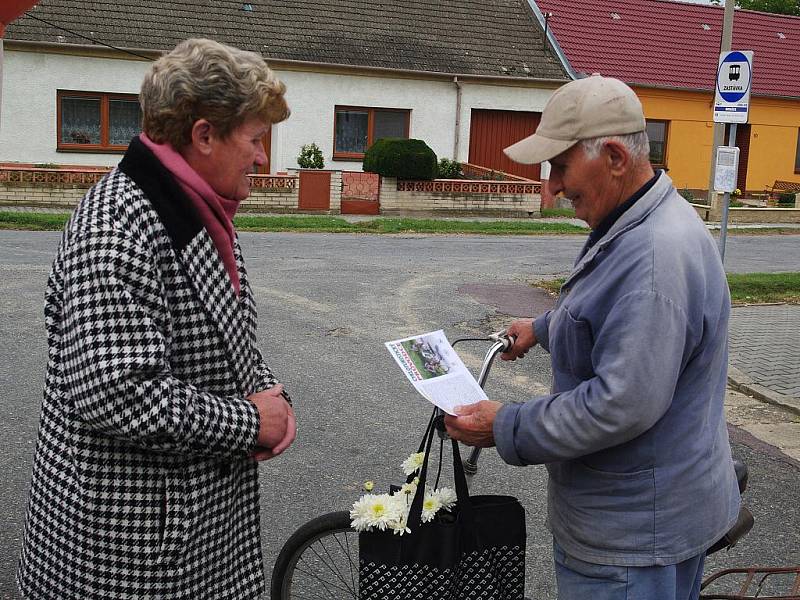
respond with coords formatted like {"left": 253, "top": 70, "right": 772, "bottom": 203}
{"left": 350, "top": 451, "right": 458, "bottom": 536}
{"left": 355, "top": 412, "right": 527, "bottom": 600}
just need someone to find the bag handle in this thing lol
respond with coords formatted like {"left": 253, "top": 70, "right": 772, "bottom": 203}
{"left": 406, "top": 413, "right": 477, "bottom": 550}
{"left": 406, "top": 418, "right": 437, "bottom": 530}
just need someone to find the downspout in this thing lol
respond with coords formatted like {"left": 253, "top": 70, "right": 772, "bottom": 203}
{"left": 453, "top": 76, "right": 462, "bottom": 160}
{"left": 524, "top": 0, "right": 580, "bottom": 80}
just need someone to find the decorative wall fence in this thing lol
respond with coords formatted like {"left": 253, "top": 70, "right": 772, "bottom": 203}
{"left": 0, "top": 167, "right": 108, "bottom": 209}
{"left": 383, "top": 177, "right": 541, "bottom": 217}
{"left": 0, "top": 164, "right": 542, "bottom": 217}
{"left": 0, "top": 165, "right": 303, "bottom": 213}
{"left": 690, "top": 192, "right": 800, "bottom": 224}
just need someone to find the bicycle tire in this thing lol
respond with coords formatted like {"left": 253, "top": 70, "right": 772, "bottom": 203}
{"left": 270, "top": 510, "right": 359, "bottom": 600}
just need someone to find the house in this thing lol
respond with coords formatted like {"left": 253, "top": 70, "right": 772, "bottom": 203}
{"left": 531, "top": 0, "right": 800, "bottom": 196}
{"left": 1, "top": 0, "right": 569, "bottom": 181}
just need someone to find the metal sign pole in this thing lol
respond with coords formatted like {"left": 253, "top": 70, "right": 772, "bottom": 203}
{"left": 718, "top": 123, "right": 737, "bottom": 263}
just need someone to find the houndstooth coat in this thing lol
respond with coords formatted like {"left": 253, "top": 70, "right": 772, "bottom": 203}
{"left": 17, "top": 138, "right": 286, "bottom": 599}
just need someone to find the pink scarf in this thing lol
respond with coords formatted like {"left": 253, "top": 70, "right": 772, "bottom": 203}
{"left": 139, "top": 133, "right": 241, "bottom": 296}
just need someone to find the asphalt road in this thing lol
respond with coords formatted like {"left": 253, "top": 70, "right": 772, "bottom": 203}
{"left": 1, "top": 230, "right": 799, "bottom": 599}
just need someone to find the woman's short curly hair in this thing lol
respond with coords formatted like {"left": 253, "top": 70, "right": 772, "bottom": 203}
{"left": 140, "top": 38, "right": 290, "bottom": 149}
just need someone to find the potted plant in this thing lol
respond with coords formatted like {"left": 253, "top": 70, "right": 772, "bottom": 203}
{"left": 297, "top": 143, "right": 325, "bottom": 169}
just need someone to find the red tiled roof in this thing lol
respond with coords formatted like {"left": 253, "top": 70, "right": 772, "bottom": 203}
{"left": 536, "top": 0, "right": 800, "bottom": 98}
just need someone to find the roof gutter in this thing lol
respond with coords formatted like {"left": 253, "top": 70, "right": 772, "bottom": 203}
{"left": 4, "top": 38, "right": 570, "bottom": 86}
{"left": 524, "top": 0, "right": 579, "bottom": 80}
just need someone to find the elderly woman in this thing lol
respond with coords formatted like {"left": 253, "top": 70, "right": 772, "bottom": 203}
{"left": 17, "top": 38, "right": 295, "bottom": 599}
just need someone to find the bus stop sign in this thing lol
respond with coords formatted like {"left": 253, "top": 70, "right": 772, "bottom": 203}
{"left": 714, "top": 50, "right": 754, "bottom": 124}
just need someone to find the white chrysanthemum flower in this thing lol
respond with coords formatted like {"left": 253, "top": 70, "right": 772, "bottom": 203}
{"left": 420, "top": 491, "right": 443, "bottom": 523}
{"left": 435, "top": 486, "right": 457, "bottom": 511}
{"left": 401, "top": 452, "right": 425, "bottom": 475}
{"left": 350, "top": 494, "right": 402, "bottom": 532}
{"left": 389, "top": 510, "right": 411, "bottom": 536}
{"left": 399, "top": 481, "right": 418, "bottom": 498}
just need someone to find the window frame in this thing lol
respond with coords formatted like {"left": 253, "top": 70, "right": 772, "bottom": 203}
{"left": 645, "top": 119, "right": 669, "bottom": 170}
{"left": 332, "top": 105, "right": 410, "bottom": 161}
{"left": 795, "top": 128, "right": 800, "bottom": 174}
{"left": 57, "top": 89, "right": 141, "bottom": 153}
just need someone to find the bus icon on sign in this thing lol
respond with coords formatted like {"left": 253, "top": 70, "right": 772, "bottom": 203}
{"left": 729, "top": 64, "right": 740, "bottom": 81}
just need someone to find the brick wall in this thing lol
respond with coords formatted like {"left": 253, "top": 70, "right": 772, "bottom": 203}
{"left": 329, "top": 171, "right": 342, "bottom": 213}
{"left": 702, "top": 192, "right": 800, "bottom": 224}
{"left": 380, "top": 177, "right": 541, "bottom": 217}
{"left": 0, "top": 184, "right": 87, "bottom": 209}
{"left": 0, "top": 166, "right": 302, "bottom": 213}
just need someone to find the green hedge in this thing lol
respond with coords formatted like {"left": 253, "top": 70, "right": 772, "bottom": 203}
{"left": 363, "top": 138, "right": 437, "bottom": 180}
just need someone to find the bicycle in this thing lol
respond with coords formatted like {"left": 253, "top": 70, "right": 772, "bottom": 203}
{"left": 269, "top": 332, "right": 757, "bottom": 600}
{"left": 270, "top": 332, "right": 514, "bottom": 600}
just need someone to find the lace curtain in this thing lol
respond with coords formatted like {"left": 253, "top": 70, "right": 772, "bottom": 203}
{"left": 335, "top": 111, "right": 368, "bottom": 154}
{"left": 60, "top": 95, "right": 141, "bottom": 146}
{"left": 61, "top": 97, "right": 101, "bottom": 144}
{"left": 109, "top": 99, "right": 142, "bottom": 146}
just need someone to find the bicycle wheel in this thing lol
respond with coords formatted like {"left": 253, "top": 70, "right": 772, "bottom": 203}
{"left": 270, "top": 510, "right": 359, "bottom": 600}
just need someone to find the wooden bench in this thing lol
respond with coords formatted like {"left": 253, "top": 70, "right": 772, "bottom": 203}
{"left": 765, "top": 180, "right": 800, "bottom": 205}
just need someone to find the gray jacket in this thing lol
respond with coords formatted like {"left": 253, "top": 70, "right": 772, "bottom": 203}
{"left": 494, "top": 173, "right": 740, "bottom": 566}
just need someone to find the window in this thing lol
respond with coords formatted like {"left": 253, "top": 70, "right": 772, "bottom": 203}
{"left": 795, "top": 129, "right": 800, "bottom": 173}
{"left": 57, "top": 90, "right": 141, "bottom": 152}
{"left": 646, "top": 120, "right": 669, "bottom": 168}
{"left": 333, "top": 106, "right": 410, "bottom": 160}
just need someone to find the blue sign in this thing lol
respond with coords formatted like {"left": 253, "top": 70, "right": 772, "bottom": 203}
{"left": 717, "top": 51, "right": 752, "bottom": 102}
{"left": 714, "top": 50, "right": 754, "bottom": 124}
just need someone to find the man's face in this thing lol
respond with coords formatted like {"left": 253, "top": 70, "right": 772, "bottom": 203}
{"left": 547, "top": 143, "right": 622, "bottom": 229}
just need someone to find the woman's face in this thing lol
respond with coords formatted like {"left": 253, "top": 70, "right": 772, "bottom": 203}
{"left": 204, "top": 116, "right": 270, "bottom": 201}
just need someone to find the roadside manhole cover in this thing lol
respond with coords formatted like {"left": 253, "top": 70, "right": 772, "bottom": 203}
{"left": 458, "top": 283, "right": 556, "bottom": 317}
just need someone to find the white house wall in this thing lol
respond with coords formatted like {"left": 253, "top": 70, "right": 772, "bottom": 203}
{"left": 0, "top": 50, "right": 150, "bottom": 166}
{"left": 1, "top": 48, "right": 555, "bottom": 171}
{"left": 278, "top": 71, "right": 554, "bottom": 172}
{"left": 277, "top": 70, "right": 458, "bottom": 172}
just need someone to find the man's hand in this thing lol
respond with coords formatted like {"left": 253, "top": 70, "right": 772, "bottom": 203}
{"left": 501, "top": 319, "right": 538, "bottom": 361}
{"left": 444, "top": 400, "right": 503, "bottom": 448}
{"left": 248, "top": 384, "right": 296, "bottom": 460}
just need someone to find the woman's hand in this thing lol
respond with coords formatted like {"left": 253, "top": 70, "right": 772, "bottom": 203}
{"left": 248, "top": 384, "right": 296, "bottom": 460}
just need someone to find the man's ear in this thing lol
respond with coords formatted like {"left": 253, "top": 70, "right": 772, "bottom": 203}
{"left": 190, "top": 119, "right": 214, "bottom": 156}
{"left": 603, "top": 140, "right": 630, "bottom": 176}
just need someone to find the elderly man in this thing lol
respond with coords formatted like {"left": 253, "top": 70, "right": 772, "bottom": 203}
{"left": 445, "top": 75, "right": 740, "bottom": 600}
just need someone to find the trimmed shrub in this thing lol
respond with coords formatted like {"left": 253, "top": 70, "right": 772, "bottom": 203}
{"left": 437, "top": 158, "right": 463, "bottom": 179}
{"left": 777, "top": 192, "right": 796, "bottom": 206}
{"left": 363, "top": 138, "right": 437, "bottom": 180}
{"left": 297, "top": 143, "right": 324, "bottom": 169}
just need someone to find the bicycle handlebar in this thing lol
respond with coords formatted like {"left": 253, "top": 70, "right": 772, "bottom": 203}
{"left": 448, "top": 331, "right": 516, "bottom": 480}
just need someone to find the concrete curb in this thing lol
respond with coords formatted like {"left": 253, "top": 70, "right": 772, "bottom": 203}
{"left": 728, "top": 365, "right": 800, "bottom": 417}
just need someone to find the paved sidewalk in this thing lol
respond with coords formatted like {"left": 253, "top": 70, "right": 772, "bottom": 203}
{"left": 728, "top": 304, "right": 800, "bottom": 416}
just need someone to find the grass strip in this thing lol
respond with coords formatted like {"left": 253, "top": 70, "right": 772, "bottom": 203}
{"left": 2, "top": 211, "right": 586, "bottom": 234}
{"left": 534, "top": 273, "right": 800, "bottom": 305}
{"left": 234, "top": 216, "right": 588, "bottom": 234}
{"left": 3, "top": 210, "right": 800, "bottom": 238}
{"left": 727, "top": 272, "right": 800, "bottom": 305}
{"left": 0, "top": 211, "right": 71, "bottom": 230}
